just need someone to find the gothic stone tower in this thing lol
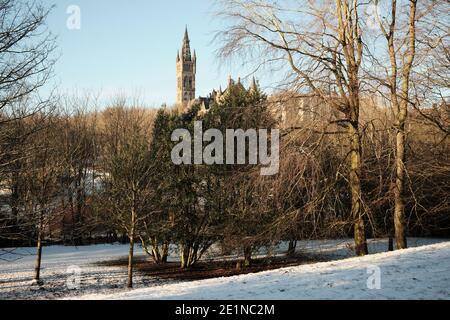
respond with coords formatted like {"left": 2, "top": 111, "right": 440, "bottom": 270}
{"left": 176, "top": 27, "right": 196, "bottom": 108}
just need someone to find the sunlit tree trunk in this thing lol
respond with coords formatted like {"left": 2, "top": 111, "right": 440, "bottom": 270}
{"left": 336, "top": 0, "right": 367, "bottom": 256}
{"left": 349, "top": 122, "right": 368, "bottom": 256}
{"left": 394, "top": 125, "right": 407, "bottom": 249}
{"left": 243, "top": 246, "right": 252, "bottom": 267}
{"left": 127, "top": 206, "right": 136, "bottom": 288}
{"left": 33, "top": 210, "right": 44, "bottom": 283}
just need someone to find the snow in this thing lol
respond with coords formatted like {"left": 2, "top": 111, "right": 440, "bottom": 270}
{"left": 0, "top": 244, "right": 153, "bottom": 300}
{"left": 76, "top": 241, "right": 450, "bottom": 300}
{"left": 0, "top": 238, "right": 449, "bottom": 300}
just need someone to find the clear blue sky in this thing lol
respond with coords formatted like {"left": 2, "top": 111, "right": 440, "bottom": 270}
{"left": 44, "top": 0, "right": 250, "bottom": 107}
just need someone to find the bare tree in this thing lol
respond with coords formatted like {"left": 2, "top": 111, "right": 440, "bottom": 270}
{"left": 410, "top": 0, "right": 449, "bottom": 137}
{"left": 0, "top": 0, "right": 57, "bottom": 252}
{"left": 59, "top": 94, "right": 100, "bottom": 245}
{"left": 368, "top": 0, "right": 417, "bottom": 249}
{"left": 21, "top": 113, "right": 64, "bottom": 284}
{"left": 215, "top": 0, "right": 368, "bottom": 255}
{"left": 366, "top": 0, "right": 449, "bottom": 249}
{"left": 0, "top": 0, "right": 56, "bottom": 117}
{"left": 97, "top": 103, "right": 155, "bottom": 288}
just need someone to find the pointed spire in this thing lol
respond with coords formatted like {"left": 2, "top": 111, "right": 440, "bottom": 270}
{"left": 250, "top": 76, "right": 258, "bottom": 92}
{"left": 181, "top": 26, "right": 191, "bottom": 61}
{"left": 184, "top": 25, "right": 189, "bottom": 42}
{"left": 228, "top": 75, "right": 233, "bottom": 88}
{"left": 236, "top": 77, "right": 245, "bottom": 92}
{"left": 176, "top": 50, "right": 180, "bottom": 62}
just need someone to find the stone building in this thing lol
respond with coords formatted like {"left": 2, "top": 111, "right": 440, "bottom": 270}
{"left": 175, "top": 28, "right": 255, "bottom": 115}
{"left": 176, "top": 27, "right": 196, "bottom": 110}
{"left": 267, "top": 92, "right": 332, "bottom": 129}
{"left": 174, "top": 28, "right": 332, "bottom": 128}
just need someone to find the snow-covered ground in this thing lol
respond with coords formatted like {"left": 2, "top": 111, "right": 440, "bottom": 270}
{"left": 76, "top": 241, "right": 450, "bottom": 300}
{"left": 0, "top": 244, "right": 154, "bottom": 299}
{"left": 0, "top": 238, "right": 449, "bottom": 300}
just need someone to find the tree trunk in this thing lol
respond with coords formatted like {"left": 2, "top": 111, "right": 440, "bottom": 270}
{"left": 388, "top": 235, "right": 394, "bottom": 251}
{"left": 127, "top": 208, "right": 136, "bottom": 289}
{"left": 33, "top": 219, "right": 43, "bottom": 284}
{"left": 140, "top": 237, "right": 169, "bottom": 264}
{"left": 287, "top": 240, "right": 297, "bottom": 257}
{"left": 244, "top": 246, "right": 252, "bottom": 267}
{"left": 74, "top": 169, "right": 84, "bottom": 246}
{"left": 180, "top": 244, "right": 189, "bottom": 269}
{"left": 152, "top": 239, "right": 169, "bottom": 264}
{"left": 161, "top": 242, "right": 169, "bottom": 263}
{"left": 394, "top": 128, "right": 407, "bottom": 249}
{"left": 180, "top": 242, "right": 200, "bottom": 269}
{"left": 393, "top": 0, "right": 416, "bottom": 250}
{"left": 349, "top": 123, "right": 368, "bottom": 256}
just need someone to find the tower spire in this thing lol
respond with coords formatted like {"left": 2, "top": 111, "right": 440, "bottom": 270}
{"left": 182, "top": 26, "right": 191, "bottom": 61}
{"left": 176, "top": 27, "right": 196, "bottom": 108}
{"left": 250, "top": 76, "right": 258, "bottom": 92}
{"left": 184, "top": 25, "right": 189, "bottom": 41}
{"left": 228, "top": 75, "right": 233, "bottom": 88}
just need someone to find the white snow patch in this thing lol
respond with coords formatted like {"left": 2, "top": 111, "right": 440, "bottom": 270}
{"left": 75, "top": 240, "right": 450, "bottom": 300}
{"left": 1, "top": 238, "right": 449, "bottom": 300}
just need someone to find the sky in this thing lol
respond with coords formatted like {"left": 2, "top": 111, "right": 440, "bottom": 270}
{"left": 43, "top": 0, "right": 248, "bottom": 107}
